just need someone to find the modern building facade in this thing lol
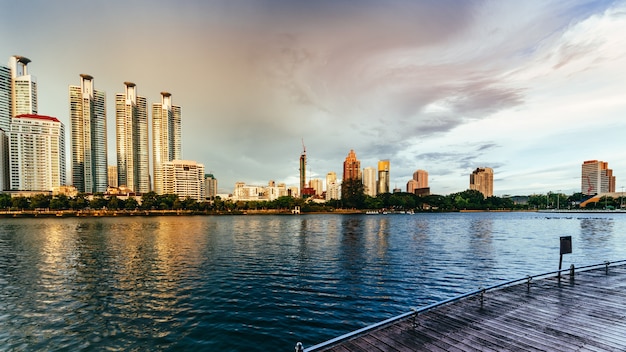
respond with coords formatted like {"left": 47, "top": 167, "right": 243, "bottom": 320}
{"left": 377, "top": 160, "right": 390, "bottom": 194}
{"left": 162, "top": 160, "right": 205, "bottom": 201}
{"left": 343, "top": 149, "right": 361, "bottom": 181}
{"left": 326, "top": 171, "right": 340, "bottom": 200}
{"left": 116, "top": 82, "right": 149, "bottom": 193}
{"left": 9, "top": 114, "right": 65, "bottom": 191}
{"left": 362, "top": 166, "right": 376, "bottom": 197}
{"left": 581, "top": 160, "right": 615, "bottom": 196}
{"left": 152, "top": 92, "right": 181, "bottom": 194}
{"left": 204, "top": 173, "right": 217, "bottom": 199}
{"left": 470, "top": 167, "right": 494, "bottom": 197}
{"left": 0, "top": 65, "right": 10, "bottom": 132}
{"left": 8, "top": 56, "right": 37, "bottom": 118}
{"left": 69, "top": 74, "right": 108, "bottom": 193}
{"left": 108, "top": 165, "right": 118, "bottom": 188}
{"left": 407, "top": 169, "right": 429, "bottom": 195}
{"left": 299, "top": 144, "right": 306, "bottom": 196}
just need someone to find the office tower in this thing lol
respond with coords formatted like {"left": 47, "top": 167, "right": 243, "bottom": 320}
{"left": 116, "top": 82, "right": 149, "bottom": 193}
{"left": 326, "top": 171, "right": 340, "bottom": 200}
{"left": 413, "top": 169, "right": 428, "bottom": 188}
{"left": 152, "top": 92, "right": 181, "bottom": 194}
{"left": 108, "top": 165, "right": 118, "bottom": 187}
{"left": 362, "top": 166, "right": 376, "bottom": 197}
{"left": 162, "top": 160, "right": 205, "bottom": 200}
{"left": 299, "top": 142, "right": 306, "bottom": 196}
{"left": 0, "top": 128, "right": 6, "bottom": 190}
{"left": 69, "top": 74, "right": 108, "bottom": 193}
{"left": 377, "top": 160, "right": 390, "bottom": 194}
{"left": 470, "top": 167, "right": 494, "bottom": 197}
{"left": 9, "top": 114, "right": 65, "bottom": 191}
{"left": 581, "top": 160, "right": 615, "bottom": 196}
{"left": 310, "top": 178, "right": 324, "bottom": 196}
{"left": 204, "top": 173, "right": 217, "bottom": 199}
{"left": 343, "top": 149, "right": 361, "bottom": 181}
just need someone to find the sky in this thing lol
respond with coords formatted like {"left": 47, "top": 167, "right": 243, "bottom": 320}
{"left": 2, "top": 0, "right": 626, "bottom": 196}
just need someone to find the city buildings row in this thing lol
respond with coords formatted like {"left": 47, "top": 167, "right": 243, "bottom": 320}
{"left": 0, "top": 55, "right": 212, "bottom": 201}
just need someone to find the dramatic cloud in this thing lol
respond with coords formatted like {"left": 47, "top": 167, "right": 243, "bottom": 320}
{"left": 2, "top": 0, "right": 625, "bottom": 194}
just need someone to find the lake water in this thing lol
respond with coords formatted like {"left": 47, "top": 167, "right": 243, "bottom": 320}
{"left": 1, "top": 212, "right": 625, "bottom": 351}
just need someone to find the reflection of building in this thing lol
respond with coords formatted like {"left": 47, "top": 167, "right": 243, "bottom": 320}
{"left": 152, "top": 92, "right": 181, "bottom": 194}
{"left": 363, "top": 166, "right": 376, "bottom": 197}
{"left": 377, "top": 160, "right": 390, "bottom": 194}
{"left": 9, "top": 114, "right": 66, "bottom": 191}
{"left": 581, "top": 160, "right": 615, "bottom": 196}
{"left": 162, "top": 160, "right": 205, "bottom": 201}
{"left": 69, "top": 74, "right": 108, "bottom": 193}
{"left": 204, "top": 173, "right": 217, "bottom": 199}
{"left": 343, "top": 149, "right": 361, "bottom": 181}
{"left": 470, "top": 167, "right": 493, "bottom": 197}
{"left": 326, "top": 171, "right": 340, "bottom": 200}
{"left": 116, "top": 82, "right": 149, "bottom": 193}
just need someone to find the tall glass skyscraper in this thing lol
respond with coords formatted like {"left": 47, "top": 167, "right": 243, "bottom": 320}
{"left": 8, "top": 56, "right": 37, "bottom": 117}
{"left": 377, "top": 159, "right": 390, "bottom": 194}
{"left": 116, "top": 82, "right": 149, "bottom": 193}
{"left": 69, "top": 74, "right": 108, "bottom": 193}
{"left": 152, "top": 92, "right": 181, "bottom": 194}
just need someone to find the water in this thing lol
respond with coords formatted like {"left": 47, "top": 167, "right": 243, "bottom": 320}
{"left": 1, "top": 212, "right": 625, "bottom": 351}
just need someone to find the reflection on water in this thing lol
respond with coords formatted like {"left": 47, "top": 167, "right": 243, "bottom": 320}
{"left": 1, "top": 213, "right": 626, "bottom": 351}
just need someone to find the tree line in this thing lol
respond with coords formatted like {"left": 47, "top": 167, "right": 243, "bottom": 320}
{"left": 1, "top": 186, "right": 622, "bottom": 213}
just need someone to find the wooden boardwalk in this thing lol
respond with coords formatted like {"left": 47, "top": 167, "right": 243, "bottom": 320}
{"left": 309, "top": 264, "right": 626, "bottom": 352}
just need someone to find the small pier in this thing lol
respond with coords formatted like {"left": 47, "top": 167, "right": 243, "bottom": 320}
{"left": 302, "top": 261, "right": 626, "bottom": 352}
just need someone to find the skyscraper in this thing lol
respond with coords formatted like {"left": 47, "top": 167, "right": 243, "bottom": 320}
{"left": 116, "top": 82, "right": 149, "bottom": 193}
{"left": 362, "top": 166, "right": 376, "bottom": 197}
{"left": 343, "top": 149, "right": 361, "bottom": 181}
{"left": 9, "top": 114, "right": 65, "bottom": 191}
{"left": 204, "top": 173, "right": 217, "bottom": 199}
{"left": 69, "top": 74, "right": 108, "bottom": 193}
{"left": 0, "top": 64, "right": 10, "bottom": 189}
{"left": 299, "top": 142, "right": 306, "bottom": 196}
{"left": 581, "top": 160, "right": 615, "bottom": 196}
{"left": 8, "top": 56, "right": 37, "bottom": 117}
{"left": 152, "top": 92, "right": 181, "bottom": 194}
{"left": 326, "top": 171, "right": 340, "bottom": 200}
{"left": 408, "top": 169, "right": 429, "bottom": 194}
{"left": 470, "top": 167, "right": 494, "bottom": 197}
{"left": 377, "top": 160, "right": 390, "bottom": 194}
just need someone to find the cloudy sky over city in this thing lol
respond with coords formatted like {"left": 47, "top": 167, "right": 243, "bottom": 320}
{"left": 2, "top": 0, "right": 626, "bottom": 195}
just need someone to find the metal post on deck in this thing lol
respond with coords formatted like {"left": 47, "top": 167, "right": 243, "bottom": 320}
{"left": 559, "top": 236, "right": 572, "bottom": 279}
{"left": 570, "top": 264, "right": 575, "bottom": 278}
{"left": 295, "top": 342, "right": 304, "bottom": 352}
{"left": 605, "top": 261, "right": 611, "bottom": 275}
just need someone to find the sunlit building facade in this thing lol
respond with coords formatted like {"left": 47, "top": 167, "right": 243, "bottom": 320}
{"left": 69, "top": 74, "right": 108, "bottom": 193}
{"left": 362, "top": 166, "right": 376, "bottom": 197}
{"left": 116, "top": 82, "right": 149, "bottom": 193}
{"left": 377, "top": 160, "right": 390, "bottom": 194}
{"left": 152, "top": 92, "right": 181, "bottom": 194}
{"left": 326, "top": 171, "right": 340, "bottom": 200}
{"left": 108, "top": 165, "right": 118, "bottom": 187}
{"left": 162, "top": 160, "right": 205, "bottom": 201}
{"left": 0, "top": 65, "right": 10, "bottom": 189}
{"left": 581, "top": 160, "right": 615, "bottom": 196}
{"left": 204, "top": 173, "right": 217, "bottom": 199}
{"left": 8, "top": 56, "right": 37, "bottom": 117}
{"left": 342, "top": 149, "right": 361, "bottom": 181}
{"left": 9, "top": 114, "right": 65, "bottom": 191}
{"left": 470, "top": 167, "right": 493, "bottom": 197}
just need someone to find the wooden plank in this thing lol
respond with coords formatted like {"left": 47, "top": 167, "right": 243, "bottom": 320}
{"left": 313, "top": 265, "right": 626, "bottom": 352}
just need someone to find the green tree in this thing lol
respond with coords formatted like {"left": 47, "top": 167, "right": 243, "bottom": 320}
{"left": 0, "top": 193, "right": 11, "bottom": 209}
{"left": 141, "top": 192, "right": 158, "bottom": 210}
{"left": 50, "top": 194, "right": 70, "bottom": 210}
{"left": 341, "top": 178, "right": 366, "bottom": 209}
{"left": 30, "top": 194, "right": 51, "bottom": 209}
{"left": 108, "top": 196, "right": 121, "bottom": 210}
{"left": 11, "top": 196, "right": 30, "bottom": 210}
{"left": 125, "top": 197, "right": 139, "bottom": 210}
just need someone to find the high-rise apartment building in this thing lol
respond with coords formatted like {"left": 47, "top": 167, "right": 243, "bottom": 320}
{"left": 9, "top": 114, "right": 65, "bottom": 191}
{"left": 343, "top": 149, "right": 361, "bottom": 181}
{"left": 470, "top": 167, "right": 493, "bottom": 197}
{"left": 581, "top": 160, "right": 615, "bottom": 196}
{"left": 326, "top": 171, "right": 340, "bottom": 200}
{"left": 407, "top": 169, "right": 429, "bottom": 194}
{"left": 299, "top": 144, "right": 306, "bottom": 196}
{"left": 162, "top": 160, "right": 205, "bottom": 201}
{"left": 310, "top": 178, "right": 324, "bottom": 196}
{"left": 69, "top": 74, "right": 108, "bottom": 193}
{"left": 116, "top": 82, "right": 149, "bottom": 193}
{"left": 152, "top": 92, "right": 181, "bottom": 194}
{"left": 362, "top": 166, "right": 376, "bottom": 197}
{"left": 0, "top": 64, "right": 10, "bottom": 189}
{"left": 377, "top": 160, "right": 390, "bottom": 194}
{"left": 8, "top": 56, "right": 37, "bottom": 117}
{"left": 204, "top": 173, "right": 217, "bottom": 199}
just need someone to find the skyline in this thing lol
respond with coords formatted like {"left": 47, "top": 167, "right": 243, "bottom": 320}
{"left": 2, "top": 1, "right": 626, "bottom": 195}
